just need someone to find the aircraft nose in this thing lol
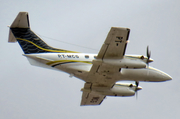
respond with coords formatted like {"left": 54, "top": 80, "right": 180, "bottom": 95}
{"left": 149, "top": 67, "right": 172, "bottom": 82}
{"left": 157, "top": 71, "right": 172, "bottom": 81}
{"left": 162, "top": 73, "right": 172, "bottom": 81}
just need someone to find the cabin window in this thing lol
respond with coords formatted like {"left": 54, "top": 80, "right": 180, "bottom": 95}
{"left": 85, "top": 55, "right": 89, "bottom": 59}
{"left": 94, "top": 56, "right": 97, "bottom": 59}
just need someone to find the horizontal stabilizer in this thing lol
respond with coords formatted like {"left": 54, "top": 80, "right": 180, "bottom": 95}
{"left": 8, "top": 30, "right": 16, "bottom": 42}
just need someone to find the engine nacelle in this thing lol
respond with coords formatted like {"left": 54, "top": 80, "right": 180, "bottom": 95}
{"left": 81, "top": 83, "right": 142, "bottom": 97}
{"left": 92, "top": 58, "right": 146, "bottom": 69}
{"left": 103, "top": 58, "right": 146, "bottom": 68}
{"left": 106, "top": 83, "right": 142, "bottom": 96}
{"left": 109, "top": 85, "right": 135, "bottom": 96}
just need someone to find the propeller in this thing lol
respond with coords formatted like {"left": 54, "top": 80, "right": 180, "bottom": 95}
{"left": 129, "top": 81, "right": 141, "bottom": 99}
{"left": 135, "top": 81, "right": 139, "bottom": 99}
{"left": 135, "top": 81, "right": 139, "bottom": 87}
{"left": 146, "top": 46, "right": 151, "bottom": 66}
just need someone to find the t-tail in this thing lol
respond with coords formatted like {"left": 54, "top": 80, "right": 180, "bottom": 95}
{"left": 8, "top": 12, "right": 77, "bottom": 54}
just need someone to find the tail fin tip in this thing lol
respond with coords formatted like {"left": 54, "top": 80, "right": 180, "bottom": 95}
{"left": 8, "top": 12, "right": 30, "bottom": 43}
{"left": 10, "top": 12, "right": 30, "bottom": 28}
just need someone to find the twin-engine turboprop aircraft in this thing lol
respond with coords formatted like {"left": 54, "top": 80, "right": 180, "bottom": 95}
{"left": 8, "top": 12, "right": 172, "bottom": 106}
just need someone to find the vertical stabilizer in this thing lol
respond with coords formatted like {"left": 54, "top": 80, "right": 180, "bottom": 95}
{"left": 8, "top": 12, "right": 77, "bottom": 54}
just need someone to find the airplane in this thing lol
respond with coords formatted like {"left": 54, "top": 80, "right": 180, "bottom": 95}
{"left": 8, "top": 12, "right": 172, "bottom": 106}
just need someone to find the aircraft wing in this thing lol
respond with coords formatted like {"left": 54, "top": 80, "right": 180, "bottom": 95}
{"left": 81, "top": 91, "right": 106, "bottom": 106}
{"left": 97, "top": 27, "right": 130, "bottom": 59}
{"left": 81, "top": 27, "right": 130, "bottom": 105}
{"left": 85, "top": 27, "right": 130, "bottom": 87}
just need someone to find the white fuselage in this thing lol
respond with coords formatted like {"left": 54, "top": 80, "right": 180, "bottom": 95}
{"left": 24, "top": 53, "right": 172, "bottom": 83}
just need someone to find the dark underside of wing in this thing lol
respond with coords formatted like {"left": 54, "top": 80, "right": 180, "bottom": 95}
{"left": 81, "top": 91, "right": 106, "bottom": 106}
{"left": 97, "top": 27, "right": 130, "bottom": 59}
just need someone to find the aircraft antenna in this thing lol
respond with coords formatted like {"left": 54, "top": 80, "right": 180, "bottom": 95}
{"left": 36, "top": 33, "right": 98, "bottom": 51}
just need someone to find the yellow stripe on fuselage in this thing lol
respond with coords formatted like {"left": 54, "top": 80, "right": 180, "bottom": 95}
{"left": 16, "top": 38, "right": 78, "bottom": 53}
{"left": 46, "top": 60, "right": 92, "bottom": 65}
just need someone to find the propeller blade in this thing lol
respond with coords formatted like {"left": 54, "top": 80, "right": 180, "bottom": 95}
{"left": 146, "top": 46, "right": 151, "bottom": 65}
{"left": 135, "top": 81, "right": 139, "bottom": 99}
{"left": 135, "top": 81, "right": 139, "bottom": 87}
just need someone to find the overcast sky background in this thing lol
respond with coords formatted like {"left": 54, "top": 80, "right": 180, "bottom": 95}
{"left": 0, "top": 0, "right": 180, "bottom": 119}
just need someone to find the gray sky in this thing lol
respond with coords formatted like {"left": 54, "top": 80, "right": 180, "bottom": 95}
{"left": 0, "top": 0, "right": 180, "bottom": 119}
